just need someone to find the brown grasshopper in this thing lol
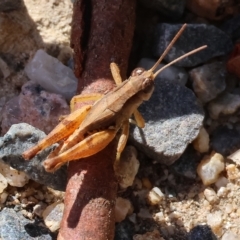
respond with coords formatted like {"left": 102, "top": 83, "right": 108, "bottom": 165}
{"left": 22, "top": 24, "right": 207, "bottom": 172}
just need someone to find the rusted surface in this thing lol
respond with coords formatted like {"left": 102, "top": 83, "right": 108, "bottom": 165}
{"left": 58, "top": 0, "right": 136, "bottom": 239}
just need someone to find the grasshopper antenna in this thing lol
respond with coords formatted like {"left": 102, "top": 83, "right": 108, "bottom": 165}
{"left": 149, "top": 23, "right": 187, "bottom": 72}
{"left": 153, "top": 45, "right": 207, "bottom": 78}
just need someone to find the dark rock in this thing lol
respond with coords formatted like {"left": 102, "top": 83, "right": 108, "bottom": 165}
{"left": 211, "top": 126, "right": 240, "bottom": 157}
{"left": 0, "top": 0, "right": 23, "bottom": 12}
{"left": 189, "top": 61, "right": 227, "bottom": 104}
{"left": 139, "top": 0, "right": 186, "bottom": 20}
{"left": 0, "top": 208, "right": 53, "bottom": 240}
{"left": 115, "top": 219, "right": 135, "bottom": 240}
{"left": 171, "top": 145, "right": 202, "bottom": 179}
{"left": 152, "top": 23, "right": 233, "bottom": 67}
{"left": 221, "top": 14, "right": 240, "bottom": 42}
{"left": 130, "top": 78, "right": 204, "bottom": 165}
{"left": 0, "top": 123, "right": 67, "bottom": 191}
{"left": 188, "top": 225, "right": 217, "bottom": 240}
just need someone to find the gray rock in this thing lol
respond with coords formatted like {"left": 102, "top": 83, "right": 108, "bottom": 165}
{"left": 130, "top": 78, "right": 204, "bottom": 165}
{"left": 0, "top": 0, "right": 23, "bottom": 12}
{"left": 139, "top": 0, "right": 186, "bottom": 20}
{"left": 211, "top": 126, "right": 240, "bottom": 157}
{"left": 152, "top": 23, "right": 233, "bottom": 67}
{"left": 138, "top": 58, "right": 188, "bottom": 86}
{"left": 0, "top": 208, "right": 53, "bottom": 240}
{"left": 189, "top": 61, "right": 227, "bottom": 104}
{"left": 0, "top": 123, "right": 67, "bottom": 191}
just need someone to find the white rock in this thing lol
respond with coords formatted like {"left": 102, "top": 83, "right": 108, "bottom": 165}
{"left": 114, "top": 146, "right": 140, "bottom": 189}
{"left": 25, "top": 49, "right": 77, "bottom": 100}
{"left": 193, "top": 127, "right": 209, "bottom": 153}
{"left": 0, "top": 173, "right": 8, "bottom": 193}
{"left": 217, "top": 187, "right": 228, "bottom": 197}
{"left": 115, "top": 197, "right": 132, "bottom": 223}
{"left": 42, "top": 202, "right": 64, "bottom": 232}
{"left": 215, "top": 176, "right": 229, "bottom": 188}
{"left": 0, "top": 191, "right": 8, "bottom": 204}
{"left": 207, "top": 211, "right": 222, "bottom": 230}
{"left": 0, "top": 160, "right": 29, "bottom": 187}
{"left": 147, "top": 187, "right": 165, "bottom": 205}
{"left": 197, "top": 152, "right": 225, "bottom": 185}
{"left": 222, "top": 231, "right": 240, "bottom": 240}
{"left": 203, "top": 187, "right": 218, "bottom": 203}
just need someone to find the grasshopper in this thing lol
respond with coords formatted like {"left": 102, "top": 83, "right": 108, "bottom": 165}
{"left": 22, "top": 24, "right": 207, "bottom": 172}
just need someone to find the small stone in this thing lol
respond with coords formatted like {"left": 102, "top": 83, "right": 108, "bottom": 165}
{"left": 33, "top": 202, "right": 48, "bottom": 217}
{"left": 147, "top": 187, "right": 165, "bottom": 205}
{"left": 188, "top": 225, "right": 217, "bottom": 240}
{"left": 217, "top": 187, "right": 228, "bottom": 197}
{"left": 42, "top": 201, "right": 64, "bottom": 232}
{"left": 211, "top": 126, "right": 240, "bottom": 157}
{"left": 0, "top": 160, "right": 29, "bottom": 187}
{"left": 25, "top": 49, "right": 77, "bottom": 100}
{"left": 115, "top": 197, "right": 132, "bottom": 223}
{"left": 208, "top": 92, "right": 240, "bottom": 120}
{"left": 154, "top": 211, "right": 165, "bottom": 222}
{"left": 137, "top": 208, "right": 152, "bottom": 219}
{"left": 189, "top": 62, "right": 226, "bottom": 104}
{"left": 203, "top": 188, "right": 218, "bottom": 204}
{"left": 207, "top": 211, "right": 223, "bottom": 234}
{"left": 228, "top": 149, "right": 240, "bottom": 165}
{"left": 215, "top": 176, "right": 229, "bottom": 189}
{"left": 142, "top": 178, "right": 152, "bottom": 189}
{"left": 133, "top": 229, "right": 164, "bottom": 240}
{"left": 226, "top": 164, "right": 240, "bottom": 180}
{"left": 0, "top": 191, "right": 8, "bottom": 204}
{"left": 114, "top": 146, "right": 140, "bottom": 189}
{"left": 197, "top": 152, "right": 225, "bottom": 185}
{"left": 0, "top": 173, "right": 7, "bottom": 194}
{"left": 222, "top": 231, "right": 240, "bottom": 240}
{"left": 193, "top": 127, "right": 209, "bottom": 153}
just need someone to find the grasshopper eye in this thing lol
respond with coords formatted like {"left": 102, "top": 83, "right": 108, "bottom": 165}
{"left": 131, "top": 67, "right": 145, "bottom": 77}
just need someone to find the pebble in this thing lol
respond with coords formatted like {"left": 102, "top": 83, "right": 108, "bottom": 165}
{"left": 203, "top": 188, "right": 218, "bottom": 204}
{"left": 142, "top": 177, "right": 152, "bottom": 189}
{"left": 197, "top": 152, "right": 225, "bottom": 185}
{"left": 215, "top": 176, "right": 229, "bottom": 189}
{"left": 207, "top": 211, "right": 223, "bottom": 234}
{"left": 25, "top": 49, "right": 77, "bottom": 100}
{"left": 208, "top": 92, "right": 240, "bottom": 120}
{"left": 131, "top": 74, "right": 204, "bottom": 165}
{"left": 189, "top": 61, "right": 226, "bottom": 104}
{"left": 0, "top": 191, "right": 8, "bottom": 204}
{"left": 1, "top": 81, "right": 70, "bottom": 135}
{"left": 217, "top": 187, "right": 228, "bottom": 197}
{"left": 222, "top": 230, "right": 240, "bottom": 240}
{"left": 152, "top": 23, "right": 232, "bottom": 67}
{"left": 193, "top": 127, "right": 209, "bottom": 153}
{"left": 114, "top": 146, "right": 140, "bottom": 189}
{"left": 42, "top": 201, "right": 64, "bottom": 232}
{"left": 226, "top": 164, "right": 240, "bottom": 180}
{"left": 0, "top": 160, "right": 29, "bottom": 187}
{"left": 147, "top": 187, "right": 165, "bottom": 205}
{"left": 188, "top": 225, "right": 217, "bottom": 240}
{"left": 211, "top": 126, "right": 240, "bottom": 157}
{"left": 0, "top": 123, "right": 67, "bottom": 191}
{"left": 115, "top": 197, "right": 133, "bottom": 223}
{"left": 33, "top": 202, "right": 48, "bottom": 218}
